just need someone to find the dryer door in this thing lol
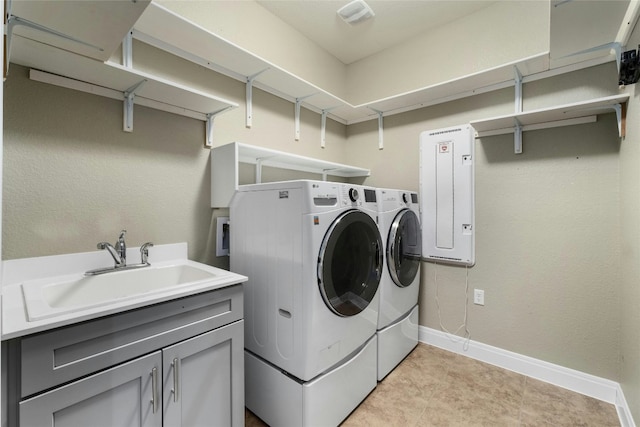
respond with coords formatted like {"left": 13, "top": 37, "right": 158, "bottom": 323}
{"left": 388, "top": 209, "right": 422, "bottom": 288}
{"left": 318, "top": 210, "right": 383, "bottom": 317}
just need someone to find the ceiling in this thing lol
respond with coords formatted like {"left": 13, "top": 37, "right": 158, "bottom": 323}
{"left": 256, "top": 0, "right": 497, "bottom": 65}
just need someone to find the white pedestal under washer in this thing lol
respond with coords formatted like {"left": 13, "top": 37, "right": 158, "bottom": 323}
{"left": 230, "top": 180, "right": 383, "bottom": 426}
{"left": 375, "top": 188, "right": 422, "bottom": 380}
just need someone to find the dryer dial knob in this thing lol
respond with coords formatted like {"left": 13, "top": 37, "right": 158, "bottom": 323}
{"left": 402, "top": 193, "right": 409, "bottom": 204}
{"left": 348, "top": 188, "right": 359, "bottom": 202}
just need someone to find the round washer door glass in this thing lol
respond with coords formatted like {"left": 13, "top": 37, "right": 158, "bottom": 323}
{"left": 388, "top": 209, "right": 421, "bottom": 287}
{"left": 318, "top": 210, "right": 383, "bottom": 317}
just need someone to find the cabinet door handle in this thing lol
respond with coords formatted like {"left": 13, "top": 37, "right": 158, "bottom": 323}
{"left": 151, "top": 367, "right": 158, "bottom": 414}
{"left": 172, "top": 358, "right": 180, "bottom": 402}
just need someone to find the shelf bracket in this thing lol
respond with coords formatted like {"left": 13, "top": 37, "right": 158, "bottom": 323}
{"left": 205, "top": 106, "right": 235, "bottom": 148}
{"left": 369, "top": 108, "right": 385, "bottom": 150}
{"left": 294, "top": 93, "right": 317, "bottom": 141}
{"left": 253, "top": 155, "right": 276, "bottom": 183}
{"left": 514, "top": 66, "right": 523, "bottom": 114}
{"left": 320, "top": 107, "right": 338, "bottom": 148}
{"left": 245, "top": 68, "right": 269, "bottom": 129}
{"left": 256, "top": 158, "right": 263, "bottom": 183}
{"left": 321, "top": 110, "right": 328, "bottom": 148}
{"left": 512, "top": 67, "right": 524, "bottom": 154}
{"left": 514, "top": 118, "right": 523, "bottom": 154}
{"left": 614, "top": 102, "right": 626, "bottom": 138}
{"left": 122, "top": 31, "right": 133, "bottom": 69}
{"left": 123, "top": 79, "right": 147, "bottom": 133}
{"left": 321, "top": 168, "right": 337, "bottom": 181}
{"left": 378, "top": 111, "right": 384, "bottom": 150}
{"left": 560, "top": 42, "right": 622, "bottom": 72}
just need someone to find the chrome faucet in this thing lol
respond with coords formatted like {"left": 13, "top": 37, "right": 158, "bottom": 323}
{"left": 97, "top": 241, "right": 125, "bottom": 266}
{"left": 115, "top": 229, "right": 127, "bottom": 266}
{"left": 86, "top": 230, "right": 154, "bottom": 276}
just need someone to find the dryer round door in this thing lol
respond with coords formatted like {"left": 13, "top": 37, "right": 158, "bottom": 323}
{"left": 388, "top": 209, "right": 422, "bottom": 288}
{"left": 318, "top": 210, "right": 383, "bottom": 317}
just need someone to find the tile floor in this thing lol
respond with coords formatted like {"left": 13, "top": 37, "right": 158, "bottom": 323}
{"left": 245, "top": 343, "right": 620, "bottom": 426}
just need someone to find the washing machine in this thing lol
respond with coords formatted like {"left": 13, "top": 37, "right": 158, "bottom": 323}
{"left": 230, "top": 180, "right": 383, "bottom": 426}
{"left": 376, "top": 188, "right": 422, "bottom": 380}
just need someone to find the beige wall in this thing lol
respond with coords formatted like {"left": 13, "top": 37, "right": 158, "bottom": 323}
{"left": 619, "top": 18, "right": 640, "bottom": 424}
{"left": 620, "top": 82, "right": 640, "bottom": 425}
{"left": 2, "top": 61, "right": 347, "bottom": 266}
{"left": 346, "top": 0, "right": 550, "bottom": 105}
{"left": 346, "top": 62, "right": 623, "bottom": 381}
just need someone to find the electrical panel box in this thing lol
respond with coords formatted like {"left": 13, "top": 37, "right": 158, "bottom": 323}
{"left": 419, "top": 125, "right": 475, "bottom": 266}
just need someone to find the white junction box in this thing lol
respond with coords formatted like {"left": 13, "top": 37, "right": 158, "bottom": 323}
{"left": 419, "top": 125, "right": 475, "bottom": 266}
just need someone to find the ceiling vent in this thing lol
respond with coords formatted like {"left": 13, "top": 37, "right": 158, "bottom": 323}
{"left": 337, "top": 0, "right": 375, "bottom": 25}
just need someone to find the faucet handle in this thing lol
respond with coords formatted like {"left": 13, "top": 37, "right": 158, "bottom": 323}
{"left": 140, "top": 242, "right": 154, "bottom": 264}
{"left": 97, "top": 242, "right": 109, "bottom": 250}
{"left": 118, "top": 229, "right": 127, "bottom": 241}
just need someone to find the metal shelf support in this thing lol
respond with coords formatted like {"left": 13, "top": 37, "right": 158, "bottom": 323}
{"left": 377, "top": 110, "right": 384, "bottom": 150}
{"left": 123, "top": 79, "right": 147, "bottom": 132}
{"left": 245, "top": 68, "right": 269, "bottom": 128}
{"left": 122, "top": 31, "right": 133, "bottom": 68}
{"left": 205, "top": 106, "right": 235, "bottom": 148}
{"left": 514, "top": 67, "right": 523, "bottom": 154}
{"left": 369, "top": 108, "right": 385, "bottom": 150}
{"left": 320, "top": 107, "right": 338, "bottom": 148}
{"left": 294, "top": 93, "right": 316, "bottom": 141}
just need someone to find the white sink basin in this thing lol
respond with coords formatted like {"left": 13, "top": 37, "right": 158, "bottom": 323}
{"left": 21, "top": 263, "right": 219, "bottom": 322}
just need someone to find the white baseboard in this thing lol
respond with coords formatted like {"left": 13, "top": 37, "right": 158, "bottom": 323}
{"left": 419, "top": 326, "right": 635, "bottom": 427}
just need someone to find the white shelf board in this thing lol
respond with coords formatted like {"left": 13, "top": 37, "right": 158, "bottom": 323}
{"left": 133, "top": 2, "right": 553, "bottom": 125}
{"left": 132, "top": 3, "right": 352, "bottom": 121}
{"left": 470, "top": 94, "right": 629, "bottom": 135}
{"left": 11, "top": 35, "right": 237, "bottom": 123}
{"left": 10, "top": 0, "right": 151, "bottom": 62}
{"left": 211, "top": 142, "right": 370, "bottom": 207}
{"left": 236, "top": 143, "right": 370, "bottom": 177}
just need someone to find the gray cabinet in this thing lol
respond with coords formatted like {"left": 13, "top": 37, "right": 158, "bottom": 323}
{"left": 19, "top": 351, "right": 162, "bottom": 427}
{"left": 4, "top": 285, "right": 244, "bottom": 427}
{"left": 163, "top": 321, "right": 244, "bottom": 427}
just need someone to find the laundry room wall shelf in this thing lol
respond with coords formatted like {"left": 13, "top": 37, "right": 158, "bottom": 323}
{"left": 211, "top": 142, "right": 370, "bottom": 207}
{"left": 10, "top": 34, "right": 237, "bottom": 147}
{"left": 470, "top": 94, "right": 629, "bottom": 154}
{"left": 131, "top": 2, "right": 555, "bottom": 127}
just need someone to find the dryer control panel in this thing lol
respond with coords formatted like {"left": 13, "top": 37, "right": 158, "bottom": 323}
{"left": 341, "top": 185, "right": 377, "bottom": 208}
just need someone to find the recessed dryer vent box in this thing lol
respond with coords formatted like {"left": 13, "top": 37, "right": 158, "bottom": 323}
{"left": 419, "top": 125, "right": 475, "bottom": 266}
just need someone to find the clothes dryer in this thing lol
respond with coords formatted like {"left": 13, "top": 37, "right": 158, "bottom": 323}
{"left": 376, "top": 188, "right": 422, "bottom": 380}
{"left": 230, "top": 180, "right": 383, "bottom": 426}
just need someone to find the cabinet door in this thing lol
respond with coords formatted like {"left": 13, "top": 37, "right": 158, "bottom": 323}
{"left": 19, "top": 351, "right": 162, "bottom": 427}
{"left": 162, "top": 320, "right": 244, "bottom": 427}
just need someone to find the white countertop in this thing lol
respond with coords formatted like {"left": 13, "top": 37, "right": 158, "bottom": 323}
{"left": 1, "top": 243, "right": 247, "bottom": 339}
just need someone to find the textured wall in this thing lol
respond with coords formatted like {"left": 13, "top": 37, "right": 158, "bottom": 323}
{"left": 620, "top": 82, "right": 640, "bottom": 425}
{"left": 619, "top": 19, "right": 640, "bottom": 424}
{"left": 345, "top": 63, "right": 623, "bottom": 381}
{"left": 2, "top": 60, "right": 347, "bottom": 266}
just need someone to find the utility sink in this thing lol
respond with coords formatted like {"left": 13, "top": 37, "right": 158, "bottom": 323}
{"left": 21, "top": 263, "right": 220, "bottom": 322}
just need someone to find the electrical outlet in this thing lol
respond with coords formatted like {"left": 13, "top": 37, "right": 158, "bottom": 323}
{"left": 474, "top": 289, "right": 485, "bottom": 306}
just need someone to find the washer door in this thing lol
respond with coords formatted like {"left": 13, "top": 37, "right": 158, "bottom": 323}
{"left": 318, "top": 210, "right": 383, "bottom": 317}
{"left": 388, "top": 209, "right": 422, "bottom": 288}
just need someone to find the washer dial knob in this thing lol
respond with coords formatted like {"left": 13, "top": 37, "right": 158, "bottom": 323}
{"left": 348, "top": 188, "right": 359, "bottom": 202}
